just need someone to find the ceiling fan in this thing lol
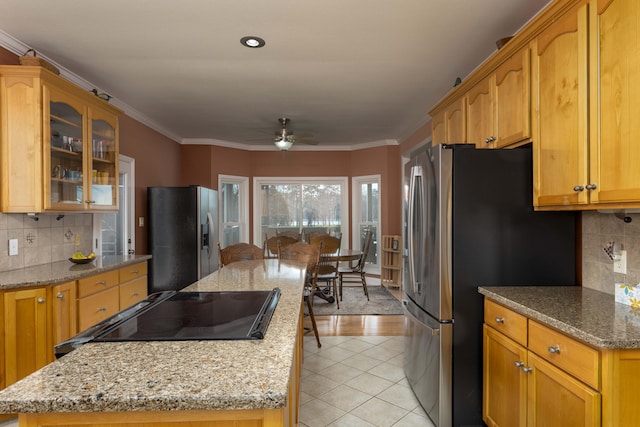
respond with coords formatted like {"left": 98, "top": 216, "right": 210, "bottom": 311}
{"left": 274, "top": 117, "right": 318, "bottom": 151}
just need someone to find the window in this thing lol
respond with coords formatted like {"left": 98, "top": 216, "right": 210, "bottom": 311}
{"left": 352, "top": 175, "right": 381, "bottom": 274}
{"left": 93, "top": 155, "right": 135, "bottom": 255}
{"left": 253, "top": 177, "right": 348, "bottom": 248}
{"left": 218, "top": 175, "right": 249, "bottom": 246}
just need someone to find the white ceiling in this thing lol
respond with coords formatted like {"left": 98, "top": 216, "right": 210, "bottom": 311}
{"left": 0, "top": 0, "right": 550, "bottom": 150}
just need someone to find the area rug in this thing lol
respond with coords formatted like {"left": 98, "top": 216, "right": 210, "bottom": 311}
{"left": 311, "top": 285, "right": 404, "bottom": 316}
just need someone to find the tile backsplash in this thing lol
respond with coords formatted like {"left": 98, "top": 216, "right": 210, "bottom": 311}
{"left": 0, "top": 213, "right": 93, "bottom": 272}
{"left": 582, "top": 211, "right": 640, "bottom": 295}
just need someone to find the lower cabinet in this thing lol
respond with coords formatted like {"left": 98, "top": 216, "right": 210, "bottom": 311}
{"left": 483, "top": 299, "right": 600, "bottom": 426}
{"left": 0, "top": 261, "right": 148, "bottom": 392}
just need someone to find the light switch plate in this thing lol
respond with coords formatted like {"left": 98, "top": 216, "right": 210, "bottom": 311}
{"left": 614, "top": 250, "right": 627, "bottom": 274}
{"left": 8, "top": 239, "right": 18, "bottom": 256}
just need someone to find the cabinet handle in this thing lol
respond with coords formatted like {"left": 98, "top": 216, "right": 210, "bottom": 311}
{"left": 521, "top": 366, "right": 533, "bottom": 373}
{"left": 99, "top": 307, "right": 107, "bottom": 312}
{"left": 37, "top": 297, "right": 45, "bottom": 304}
{"left": 98, "top": 280, "right": 107, "bottom": 286}
{"left": 132, "top": 270, "right": 139, "bottom": 274}
{"left": 548, "top": 345, "right": 561, "bottom": 354}
{"left": 585, "top": 184, "right": 597, "bottom": 190}
{"left": 485, "top": 136, "right": 496, "bottom": 143}
{"left": 56, "top": 293, "right": 64, "bottom": 299}
{"left": 573, "top": 185, "right": 585, "bottom": 192}
{"left": 494, "top": 317, "right": 505, "bottom": 324}
{"left": 133, "top": 293, "right": 139, "bottom": 297}
{"left": 514, "top": 361, "right": 524, "bottom": 368}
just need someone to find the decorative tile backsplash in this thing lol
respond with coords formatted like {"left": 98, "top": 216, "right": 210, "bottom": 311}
{"left": 582, "top": 211, "right": 640, "bottom": 295}
{"left": 0, "top": 213, "right": 93, "bottom": 272}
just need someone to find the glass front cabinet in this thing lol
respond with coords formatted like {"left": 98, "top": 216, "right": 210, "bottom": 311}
{"left": 0, "top": 66, "right": 121, "bottom": 212}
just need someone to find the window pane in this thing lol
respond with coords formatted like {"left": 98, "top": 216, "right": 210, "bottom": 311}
{"left": 222, "top": 225, "right": 240, "bottom": 246}
{"left": 302, "top": 184, "right": 341, "bottom": 236}
{"left": 360, "top": 183, "right": 379, "bottom": 222}
{"left": 260, "top": 184, "right": 301, "bottom": 239}
{"left": 221, "top": 183, "right": 240, "bottom": 222}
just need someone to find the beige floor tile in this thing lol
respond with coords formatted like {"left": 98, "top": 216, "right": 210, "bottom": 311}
{"left": 299, "top": 398, "right": 347, "bottom": 427}
{"left": 300, "top": 372, "right": 341, "bottom": 398}
{"left": 345, "top": 372, "right": 395, "bottom": 396}
{"left": 367, "top": 361, "right": 406, "bottom": 383}
{"left": 341, "top": 352, "right": 384, "bottom": 371}
{"left": 327, "top": 413, "right": 376, "bottom": 426}
{"left": 317, "top": 384, "right": 373, "bottom": 412}
{"left": 375, "top": 383, "right": 420, "bottom": 411}
{"left": 361, "top": 344, "right": 403, "bottom": 362}
{"left": 318, "top": 345, "right": 357, "bottom": 363}
{"left": 336, "top": 338, "right": 375, "bottom": 353}
{"left": 349, "top": 397, "right": 409, "bottom": 426}
{"left": 318, "top": 361, "right": 364, "bottom": 384}
{"left": 304, "top": 353, "right": 339, "bottom": 373}
{"left": 393, "top": 411, "right": 435, "bottom": 426}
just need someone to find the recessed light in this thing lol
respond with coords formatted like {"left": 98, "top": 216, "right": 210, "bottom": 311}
{"left": 240, "top": 36, "right": 266, "bottom": 48}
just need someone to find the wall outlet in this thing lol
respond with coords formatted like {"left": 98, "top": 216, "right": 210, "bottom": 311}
{"left": 75, "top": 233, "right": 81, "bottom": 246}
{"left": 8, "top": 239, "right": 18, "bottom": 256}
{"left": 614, "top": 249, "right": 627, "bottom": 274}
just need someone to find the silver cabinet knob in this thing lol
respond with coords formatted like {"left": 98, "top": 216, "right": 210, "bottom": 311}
{"left": 586, "top": 184, "right": 597, "bottom": 190}
{"left": 521, "top": 366, "right": 533, "bottom": 373}
{"left": 37, "top": 297, "right": 45, "bottom": 304}
{"left": 56, "top": 293, "right": 64, "bottom": 299}
{"left": 132, "top": 270, "right": 139, "bottom": 274}
{"left": 485, "top": 136, "right": 496, "bottom": 143}
{"left": 548, "top": 345, "right": 561, "bottom": 354}
{"left": 495, "top": 317, "right": 505, "bottom": 324}
{"left": 514, "top": 361, "right": 524, "bottom": 368}
{"left": 98, "top": 280, "right": 106, "bottom": 286}
{"left": 573, "top": 185, "right": 585, "bottom": 192}
{"left": 99, "top": 307, "right": 107, "bottom": 312}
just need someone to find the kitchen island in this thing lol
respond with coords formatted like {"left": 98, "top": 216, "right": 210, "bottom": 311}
{"left": 0, "top": 259, "right": 306, "bottom": 427}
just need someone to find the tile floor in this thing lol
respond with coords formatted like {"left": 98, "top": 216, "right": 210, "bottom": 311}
{"left": 300, "top": 335, "right": 434, "bottom": 427}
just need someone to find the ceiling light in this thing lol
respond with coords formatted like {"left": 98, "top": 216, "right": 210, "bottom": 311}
{"left": 240, "top": 36, "right": 266, "bottom": 48}
{"left": 274, "top": 139, "right": 293, "bottom": 151}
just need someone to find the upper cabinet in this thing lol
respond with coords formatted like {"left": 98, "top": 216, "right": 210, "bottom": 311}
{"left": 532, "top": 1, "right": 589, "bottom": 207}
{"left": 0, "top": 66, "right": 121, "bottom": 213}
{"left": 431, "top": 97, "right": 466, "bottom": 145}
{"left": 466, "top": 76, "right": 494, "bottom": 149}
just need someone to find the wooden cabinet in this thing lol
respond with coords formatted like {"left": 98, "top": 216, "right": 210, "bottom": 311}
{"left": 534, "top": 0, "right": 640, "bottom": 209}
{"left": 3, "top": 287, "right": 49, "bottom": 387}
{"left": 431, "top": 97, "right": 466, "bottom": 145}
{"left": 118, "top": 262, "right": 148, "bottom": 309}
{"left": 381, "top": 235, "right": 402, "bottom": 288}
{"left": 51, "top": 281, "right": 77, "bottom": 349}
{"left": 483, "top": 299, "right": 601, "bottom": 426}
{"left": 466, "top": 76, "right": 495, "bottom": 148}
{"left": 0, "top": 65, "right": 121, "bottom": 213}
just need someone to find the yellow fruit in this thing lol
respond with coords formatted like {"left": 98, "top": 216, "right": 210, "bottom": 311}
{"left": 88, "top": 252, "right": 96, "bottom": 259}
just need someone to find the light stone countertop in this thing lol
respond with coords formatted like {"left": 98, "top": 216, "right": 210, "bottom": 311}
{"left": 479, "top": 286, "right": 640, "bottom": 349}
{"left": 0, "top": 259, "right": 305, "bottom": 414}
{"left": 0, "top": 255, "right": 152, "bottom": 290}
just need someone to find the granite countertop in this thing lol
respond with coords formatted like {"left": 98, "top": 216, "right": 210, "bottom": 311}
{"left": 0, "top": 259, "right": 305, "bottom": 414}
{"left": 479, "top": 286, "right": 640, "bottom": 349}
{"left": 0, "top": 255, "right": 152, "bottom": 290}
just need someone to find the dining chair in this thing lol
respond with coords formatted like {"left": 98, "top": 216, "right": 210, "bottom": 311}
{"left": 303, "top": 229, "right": 329, "bottom": 243}
{"left": 338, "top": 230, "right": 373, "bottom": 301}
{"left": 310, "top": 233, "right": 342, "bottom": 309}
{"left": 264, "top": 234, "right": 298, "bottom": 258}
{"left": 278, "top": 242, "right": 322, "bottom": 348}
{"left": 276, "top": 229, "right": 302, "bottom": 241}
{"left": 217, "top": 242, "right": 264, "bottom": 267}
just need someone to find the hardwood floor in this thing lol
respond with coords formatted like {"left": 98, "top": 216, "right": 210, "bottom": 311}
{"left": 310, "top": 284, "right": 405, "bottom": 336}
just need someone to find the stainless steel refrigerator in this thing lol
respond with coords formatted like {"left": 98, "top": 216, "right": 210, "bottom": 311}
{"left": 147, "top": 186, "right": 219, "bottom": 293}
{"left": 403, "top": 144, "right": 577, "bottom": 427}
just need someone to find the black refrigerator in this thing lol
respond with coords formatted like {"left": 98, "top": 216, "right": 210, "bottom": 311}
{"left": 403, "top": 144, "right": 577, "bottom": 427}
{"left": 147, "top": 186, "right": 219, "bottom": 293}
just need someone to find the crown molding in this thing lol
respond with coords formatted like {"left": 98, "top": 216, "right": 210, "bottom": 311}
{"left": 182, "top": 138, "right": 398, "bottom": 151}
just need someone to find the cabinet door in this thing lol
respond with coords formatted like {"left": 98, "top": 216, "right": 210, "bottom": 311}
{"left": 494, "top": 47, "right": 531, "bottom": 147}
{"left": 466, "top": 77, "right": 495, "bottom": 148}
{"left": 46, "top": 85, "right": 88, "bottom": 210}
{"left": 431, "top": 110, "right": 446, "bottom": 145}
{"left": 77, "top": 286, "right": 119, "bottom": 332}
{"left": 483, "top": 325, "right": 527, "bottom": 427}
{"left": 532, "top": 1, "right": 589, "bottom": 207}
{"left": 119, "top": 276, "right": 147, "bottom": 310}
{"left": 527, "top": 352, "right": 600, "bottom": 427}
{"left": 4, "top": 288, "right": 49, "bottom": 386}
{"left": 88, "top": 107, "right": 119, "bottom": 210}
{"left": 445, "top": 97, "right": 466, "bottom": 144}
{"left": 589, "top": 0, "right": 640, "bottom": 204}
{"left": 51, "top": 281, "right": 77, "bottom": 349}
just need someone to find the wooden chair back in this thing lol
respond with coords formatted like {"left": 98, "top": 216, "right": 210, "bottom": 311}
{"left": 275, "top": 230, "right": 302, "bottom": 241}
{"left": 278, "top": 242, "right": 320, "bottom": 288}
{"left": 354, "top": 230, "right": 374, "bottom": 272}
{"left": 264, "top": 234, "right": 298, "bottom": 258}
{"left": 218, "top": 242, "right": 264, "bottom": 267}
{"left": 310, "top": 234, "right": 342, "bottom": 277}
{"left": 304, "top": 229, "right": 329, "bottom": 243}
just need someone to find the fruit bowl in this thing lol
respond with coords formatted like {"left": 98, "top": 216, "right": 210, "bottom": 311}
{"left": 69, "top": 257, "right": 94, "bottom": 264}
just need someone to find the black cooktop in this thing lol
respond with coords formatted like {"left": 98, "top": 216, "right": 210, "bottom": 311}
{"left": 55, "top": 289, "right": 281, "bottom": 357}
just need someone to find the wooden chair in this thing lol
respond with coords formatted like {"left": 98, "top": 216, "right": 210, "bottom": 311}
{"left": 278, "top": 242, "right": 322, "bottom": 348}
{"left": 303, "top": 229, "right": 329, "bottom": 243}
{"left": 338, "top": 230, "right": 373, "bottom": 301}
{"left": 217, "top": 242, "right": 264, "bottom": 267}
{"left": 264, "top": 234, "right": 297, "bottom": 258}
{"left": 275, "top": 229, "right": 302, "bottom": 241}
{"left": 310, "top": 233, "right": 342, "bottom": 309}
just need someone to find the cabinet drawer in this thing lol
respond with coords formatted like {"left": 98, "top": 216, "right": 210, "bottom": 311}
{"left": 484, "top": 299, "right": 528, "bottom": 346}
{"left": 77, "top": 270, "right": 119, "bottom": 298}
{"left": 77, "top": 287, "right": 119, "bottom": 331}
{"left": 119, "top": 262, "right": 147, "bottom": 283}
{"left": 528, "top": 320, "right": 600, "bottom": 390}
{"left": 119, "top": 276, "right": 147, "bottom": 309}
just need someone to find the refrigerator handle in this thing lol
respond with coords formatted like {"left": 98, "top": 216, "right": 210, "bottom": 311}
{"left": 202, "top": 212, "right": 214, "bottom": 255}
{"left": 408, "top": 165, "right": 422, "bottom": 294}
